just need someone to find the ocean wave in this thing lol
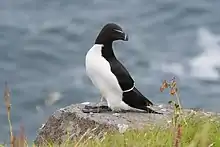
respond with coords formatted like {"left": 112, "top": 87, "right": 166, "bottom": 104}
{"left": 189, "top": 27, "right": 220, "bottom": 80}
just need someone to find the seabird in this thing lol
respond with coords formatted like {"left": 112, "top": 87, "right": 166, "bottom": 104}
{"left": 84, "top": 23, "right": 161, "bottom": 114}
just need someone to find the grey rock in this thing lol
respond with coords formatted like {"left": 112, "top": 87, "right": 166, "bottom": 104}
{"left": 34, "top": 102, "right": 219, "bottom": 145}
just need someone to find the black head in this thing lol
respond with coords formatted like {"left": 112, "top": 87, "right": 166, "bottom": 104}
{"left": 95, "top": 23, "right": 128, "bottom": 44}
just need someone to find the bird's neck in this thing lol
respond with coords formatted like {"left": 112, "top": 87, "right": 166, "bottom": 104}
{"left": 96, "top": 42, "right": 116, "bottom": 60}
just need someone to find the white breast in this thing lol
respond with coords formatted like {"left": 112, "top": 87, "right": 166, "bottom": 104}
{"left": 85, "top": 44, "right": 132, "bottom": 111}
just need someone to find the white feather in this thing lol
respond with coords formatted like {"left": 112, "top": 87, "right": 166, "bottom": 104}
{"left": 85, "top": 44, "right": 132, "bottom": 111}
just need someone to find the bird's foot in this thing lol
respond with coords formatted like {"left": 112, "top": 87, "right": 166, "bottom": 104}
{"left": 111, "top": 108, "right": 129, "bottom": 113}
{"left": 91, "top": 96, "right": 107, "bottom": 112}
{"left": 82, "top": 105, "right": 111, "bottom": 113}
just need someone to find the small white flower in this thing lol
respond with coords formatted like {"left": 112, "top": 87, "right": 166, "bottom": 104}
{"left": 117, "top": 124, "right": 128, "bottom": 133}
{"left": 113, "top": 113, "right": 120, "bottom": 116}
{"left": 167, "top": 120, "right": 172, "bottom": 124}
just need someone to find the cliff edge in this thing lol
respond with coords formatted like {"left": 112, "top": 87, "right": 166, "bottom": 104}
{"left": 34, "top": 102, "right": 215, "bottom": 145}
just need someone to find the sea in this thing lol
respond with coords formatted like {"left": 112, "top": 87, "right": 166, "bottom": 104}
{"left": 1, "top": 0, "right": 220, "bottom": 143}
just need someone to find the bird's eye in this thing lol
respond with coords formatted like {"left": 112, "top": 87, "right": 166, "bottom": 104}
{"left": 114, "top": 29, "right": 124, "bottom": 34}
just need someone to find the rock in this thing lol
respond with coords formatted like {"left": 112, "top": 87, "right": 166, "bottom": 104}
{"left": 34, "top": 102, "right": 218, "bottom": 145}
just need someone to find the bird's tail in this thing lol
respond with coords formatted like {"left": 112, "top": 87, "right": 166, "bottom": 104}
{"left": 133, "top": 87, "right": 153, "bottom": 106}
{"left": 122, "top": 87, "right": 161, "bottom": 114}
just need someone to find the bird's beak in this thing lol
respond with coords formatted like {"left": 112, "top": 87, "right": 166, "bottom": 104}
{"left": 114, "top": 29, "right": 129, "bottom": 41}
{"left": 123, "top": 33, "right": 128, "bottom": 41}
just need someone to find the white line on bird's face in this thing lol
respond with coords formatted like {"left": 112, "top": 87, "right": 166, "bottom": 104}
{"left": 114, "top": 29, "right": 124, "bottom": 34}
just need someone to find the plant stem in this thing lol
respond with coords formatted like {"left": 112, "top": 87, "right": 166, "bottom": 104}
{"left": 175, "top": 88, "right": 187, "bottom": 125}
{"left": 7, "top": 107, "right": 13, "bottom": 147}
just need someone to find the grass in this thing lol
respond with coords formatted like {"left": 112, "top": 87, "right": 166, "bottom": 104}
{"left": 72, "top": 117, "right": 220, "bottom": 147}
{"left": 1, "top": 77, "right": 220, "bottom": 147}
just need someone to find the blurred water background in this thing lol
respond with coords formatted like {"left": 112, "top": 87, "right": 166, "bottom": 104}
{"left": 1, "top": 0, "right": 220, "bottom": 142}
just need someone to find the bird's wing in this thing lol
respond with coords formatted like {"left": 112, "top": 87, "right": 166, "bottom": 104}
{"left": 109, "top": 58, "right": 135, "bottom": 91}
{"left": 109, "top": 58, "right": 154, "bottom": 106}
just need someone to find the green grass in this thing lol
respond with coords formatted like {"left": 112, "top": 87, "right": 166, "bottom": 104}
{"left": 52, "top": 115, "right": 220, "bottom": 147}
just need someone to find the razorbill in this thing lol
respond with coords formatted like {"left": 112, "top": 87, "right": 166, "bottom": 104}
{"left": 84, "top": 23, "right": 161, "bottom": 114}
